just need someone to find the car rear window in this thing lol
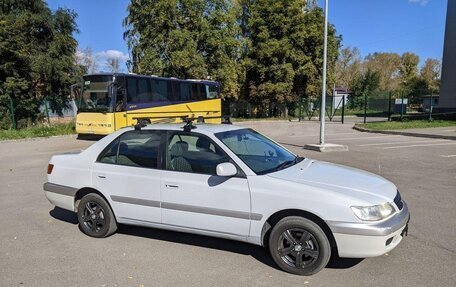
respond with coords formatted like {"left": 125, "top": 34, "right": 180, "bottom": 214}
{"left": 98, "top": 130, "right": 161, "bottom": 169}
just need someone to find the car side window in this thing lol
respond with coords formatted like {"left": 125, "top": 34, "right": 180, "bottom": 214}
{"left": 165, "top": 132, "right": 229, "bottom": 175}
{"left": 98, "top": 130, "right": 161, "bottom": 169}
{"left": 98, "top": 138, "right": 120, "bottom": 164}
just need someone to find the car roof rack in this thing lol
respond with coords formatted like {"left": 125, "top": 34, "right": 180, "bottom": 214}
{"left": 132, "top": 115, "right": 232, "bottom": 131}
{"left": 182, "top": 118, "right": 197, "bottom": 132}
{"left": 134, "top": 120, "right": 148, "bottom": 131}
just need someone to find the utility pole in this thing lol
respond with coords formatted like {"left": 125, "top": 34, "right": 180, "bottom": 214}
{"left": 304, "top": 0, "right": 348, "bottom": 152}
{"left": 319, "top": 0, "right": 328, "bottom": 145}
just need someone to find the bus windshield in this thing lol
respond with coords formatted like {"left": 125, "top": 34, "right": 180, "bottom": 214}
{"left": 77, "top": 75, "right": 113, "bottom": 112}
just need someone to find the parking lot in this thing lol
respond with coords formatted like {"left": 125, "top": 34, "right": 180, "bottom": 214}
{"left": 1, "top": 121, "right": 455, "bottom": 286}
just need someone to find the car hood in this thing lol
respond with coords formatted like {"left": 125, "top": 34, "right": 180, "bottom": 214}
{"left": 267, "top": 158, "right": 397, "bottom": 204}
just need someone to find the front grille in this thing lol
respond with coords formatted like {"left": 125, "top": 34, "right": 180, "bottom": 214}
{"left": 394, "top": 191, "right": 404, "bottom": 210}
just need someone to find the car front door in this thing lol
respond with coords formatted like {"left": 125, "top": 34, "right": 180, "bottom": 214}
{"left": 161, "top": 132, "right": 251, "bottom": 237}
{"left": 92, "top": 130, "right": 162, "bottom": 224}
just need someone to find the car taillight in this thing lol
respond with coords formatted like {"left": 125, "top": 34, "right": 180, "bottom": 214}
{"left": 47, "top": 164, "right": 54, "bottom": 174}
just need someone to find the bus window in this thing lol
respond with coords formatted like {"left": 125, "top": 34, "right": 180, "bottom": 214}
{"left": 180, "top": 83, "right": 191, "bottom": 101}
{"left": 137, "top": 78, "right": 151, "bottom": 103}
{"left": 114, "top": 76, "right": 127, "bottom": 111}
{"left": 115, "top": 88, "right": 126, "bottom": 112}
{"left": 207, "top": 85, "right": 219, "bottom": 99}
{"left": 191, "top": 84, "right": 199, "bottom": 100}
{"left": 168, "top": 81, "right": 179, "bottom": 102}
{"left": 191, "top": 83, "right": 206, "bottom": 101}
{"left": 78, "top": 75, "right": 113, "bottom": 112}
{"left": 151, "top": 79, "right": 168, "bottom": 101}
{"left": 127, "top": 77, "right": 137, "bottom": 103}
{"left": 127, "top": 77, "right": 152, "bottom": 103}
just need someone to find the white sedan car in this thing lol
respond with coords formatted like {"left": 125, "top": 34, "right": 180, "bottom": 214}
{"left": 44, "top": 123, "right": 409, "bottom": 275}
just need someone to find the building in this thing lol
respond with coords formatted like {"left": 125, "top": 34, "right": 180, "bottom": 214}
{"left": 422, "top": 95, "right": 439, "bottom": 112}
{"left": 439, "top": 0, "right": 456, "bottom": 111}
{"left": 331, "top": 86, "right": 350, "bottom": 110}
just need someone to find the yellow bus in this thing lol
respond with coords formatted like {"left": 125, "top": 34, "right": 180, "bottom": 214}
{"left": 74, "top": 73, "right": 222, "bottom": 135}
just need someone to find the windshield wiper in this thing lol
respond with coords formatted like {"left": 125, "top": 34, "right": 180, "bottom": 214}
{"left": 275, "top": 156, "right": 304, "bottom": 171}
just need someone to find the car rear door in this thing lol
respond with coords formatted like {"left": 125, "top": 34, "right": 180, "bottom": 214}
{"left": 92, "top": 130, "right": 163, "bottom": 224}
{"left": 160, "top": 131, "right": 252, "bottom": 237}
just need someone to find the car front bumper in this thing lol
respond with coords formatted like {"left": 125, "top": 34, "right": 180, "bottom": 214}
{"left": 328, "top": 201, "right": 410, "bottom": 258}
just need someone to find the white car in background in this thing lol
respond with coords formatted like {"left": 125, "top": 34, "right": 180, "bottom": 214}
{"left": 44, "top": 122, "right": 409, "bottom": 275}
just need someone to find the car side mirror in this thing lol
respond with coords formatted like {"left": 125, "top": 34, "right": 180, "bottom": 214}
{"left": 216, "top": 162, "right": 237, "bottom": 177}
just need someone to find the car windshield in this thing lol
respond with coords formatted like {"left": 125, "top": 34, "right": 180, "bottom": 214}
{"left": 77, "top": 75, "right": 113, "bottom": 112}
{"left": 215, "top": 128, "right": 302, "bottom": 175}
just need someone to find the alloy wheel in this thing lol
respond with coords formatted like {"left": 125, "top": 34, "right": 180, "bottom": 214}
{"left": 277, "top": 228, "right": 320, "bottom": 269}
{"left": 81, "top": 201, "right": 106, "bottom": 233}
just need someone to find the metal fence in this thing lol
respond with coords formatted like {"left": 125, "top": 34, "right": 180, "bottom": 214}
{"left": 226, "top": 96, "right": 348, "bottom": 123}
{"left": 2, "top": 98, "right": 76, "bottom": 130}
{"left": 225, "top": 89, "right": 452, "bottom": 123}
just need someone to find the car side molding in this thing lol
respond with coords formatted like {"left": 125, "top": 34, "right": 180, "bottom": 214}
{"left": 43, "top": 182, "right": 78, "bottom": 197}
{"left": 110, "top": 195, "right": 263, "bottom": 221}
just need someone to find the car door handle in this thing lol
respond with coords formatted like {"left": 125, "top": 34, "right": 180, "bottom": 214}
{"left": 97, "top": 175, "right": 106, "bottom": 179}
{"left": 165, "top": 184, "right": 179, "bottom": 189}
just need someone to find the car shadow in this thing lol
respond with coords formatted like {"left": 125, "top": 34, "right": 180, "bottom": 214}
{"left": 117, "top": 224, "right": 278, "bottom": 269}
{"left": 49, "top": 207, "right": 364, "bottom": 272}
{"left": 326, "top": 254, "right": 364, "bottom": 269}
{"left": 49, "top": 207, "right": 78, "bottom": 224}
{"left": 117, "top": 225, "right": 364, "bottom": 272}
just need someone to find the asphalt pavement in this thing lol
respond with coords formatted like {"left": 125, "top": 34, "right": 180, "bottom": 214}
{"left": 0, "top": 121, "right": 455, "bottom": 286}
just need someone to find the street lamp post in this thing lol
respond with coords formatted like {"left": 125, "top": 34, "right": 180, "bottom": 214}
{"left": 319, "top": 0, "right": 328, "bottom": 145}
{"left": 304, "top": 0, "right": 348, "bottom": 152}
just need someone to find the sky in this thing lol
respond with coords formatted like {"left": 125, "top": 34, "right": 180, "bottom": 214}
{"left": 47, "top": 0, "right": 447, "bottom": 72}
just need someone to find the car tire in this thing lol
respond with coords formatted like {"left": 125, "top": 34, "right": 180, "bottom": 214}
{"left": 77, "top": 193, "right": 117, "bottom": 238}
{"left": 268, "top": 216, "right": 331, "bottom": 276}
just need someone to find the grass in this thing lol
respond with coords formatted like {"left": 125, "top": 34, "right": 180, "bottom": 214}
{"left": 0, "top": 123, "right": 75, "bottom": 140}
{"left": 332, "top": 109, "right": 389, "bottom": 116}
{"left": 356, "top": 120, "right": 456, "bottom": 131}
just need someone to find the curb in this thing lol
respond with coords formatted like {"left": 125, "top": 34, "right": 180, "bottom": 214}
{"left": 353, "top": 125, "right": 456, "bottom": 140}
{"left": 0, "top": 134, "right": 77, "bottom": 144}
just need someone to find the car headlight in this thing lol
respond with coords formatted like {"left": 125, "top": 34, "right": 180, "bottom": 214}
{"left": 350, "top": 203, "right": 395, "bottom": 221}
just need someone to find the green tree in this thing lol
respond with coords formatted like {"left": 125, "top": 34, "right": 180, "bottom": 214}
{"left": 0, "top": 0, "right": 79, "bottom": 128}
{"left": 420, "top": 58, "right": 441, "bottom": 93}
{"left": 335, "top": 46, "right": 362, "bottom": 89}
{"left": 349, "top": 68, "right": 380, "bottom": 109}
{"left": 364, "top": 52, "right": 401, "bottom": 91}
{"left": 124, "top": 0, "right": 242, "bottom": 99}
{"left": 245, "top": 0, "right": 340, "bottom": 115}
{"left": 404, "top": 58, "right": 441, "bottom": 105}
{"left": 399, "top": 52, "right": 420, "bottom": 86}
{"left": 124, "top": 0, "right": 206, "bottom": 77}
{"left": 200, "top": 0, "right": 243, "bottom": 99}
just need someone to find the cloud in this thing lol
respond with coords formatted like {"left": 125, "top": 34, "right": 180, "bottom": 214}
{"left": 75, "top": 50, "right": 85, "bottom": 59}
{"left": 76, "top": 48, "right": 130, "bottom": 73}
{"left": 95, "top": 50, "right": 129, "bottom": 61}
{"left": 408, "top": 0, "right": 429, "bottom": 6}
